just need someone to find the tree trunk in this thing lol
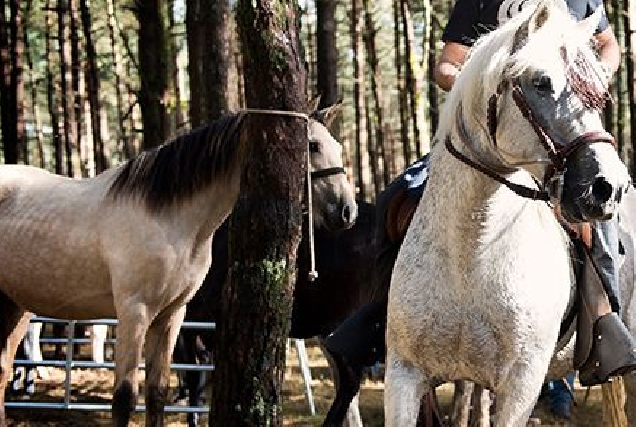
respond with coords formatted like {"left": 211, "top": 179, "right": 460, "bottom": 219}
{"left": 80, "top": 0, "right": 107, "bottom": 173}
{"left": 316, "top": 0, "right": 338, "bottom": 108}
{"left": 69, "top": 0, "right": 85, "bottom": 175}
{"left": 24, "top": 0, "right": 44, "bottom": 168}
{"left": 167, "top": 0, "right": 184, "bottom": 133}
{"left": 106, "top": 0, "right": 129, "bottom": 157}
{"left": 401, "top": 0, "right": 424, "bottom": 159}
{"left": 57, "top": 0, "right": 77, "bottom": 177}
{"left": 209, "top": 0, "right": 307, "bottom": 425}
{"left": 0, "top": 0, "right": 26, "bottom": 165}
{"left": 351, "top": 0, "right": 367, "bottom": 200}
{"left": 427, "top": 5, "right": 439, "bottom": 140}
{"left": 186, "top": 0, "right": 230, "bottom": 126}
{"left": 134, "top": 0, "right": 171, "bottom": 149}
{"left": 363, "top": 0, "right": 390, "bottom": 188}
{"left": 394, "top": 0, "right": 409, "bottom": 172}
{"left": 45, "top": 0, "right": 63, "bottom": 174}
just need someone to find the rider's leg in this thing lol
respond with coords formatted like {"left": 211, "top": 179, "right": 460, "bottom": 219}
{"left": 591, "top": 216, "right": 621, "bottom": 312}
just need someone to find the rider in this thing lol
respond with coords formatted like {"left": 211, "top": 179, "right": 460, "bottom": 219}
{"left": 434, "top": 0, "right": 636, "bottom": 387}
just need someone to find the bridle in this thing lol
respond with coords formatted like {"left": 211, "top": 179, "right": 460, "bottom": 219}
{"left": 310, "top": 166, "right": 346, "bottom": 180}
{"left": 446, "top": 76, "right": 616, "bottom": 204}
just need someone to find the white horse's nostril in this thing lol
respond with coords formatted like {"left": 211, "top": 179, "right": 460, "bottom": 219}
{"left": 592, "top": 177, "right": 613, "bottom": 205}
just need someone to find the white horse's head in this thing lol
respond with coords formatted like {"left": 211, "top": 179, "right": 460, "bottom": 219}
{"left": 307, "top": 102, "right": 358, "bottom": 231}
{"left": 438, "top": 0, "right": 629, "bottom": 221}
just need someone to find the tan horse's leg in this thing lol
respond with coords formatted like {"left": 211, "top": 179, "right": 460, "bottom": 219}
{"left": 0, "top": 291, "right": 30, "bottom": 427}
{"left": 112, "top": 309, "right": 149, "bottom": 427}
{"left": 144, "top": 305, "right": 186, "bottom": 427}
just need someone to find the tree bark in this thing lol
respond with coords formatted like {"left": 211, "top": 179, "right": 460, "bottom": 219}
{"left": 210, "top": 0, "right": 307, "bottom": 425}
{"left": 45, "top": 0, "right": 63, "bottom": 174}
{"left": 0, "top": 0, "right": 26, "bottom": 165}
{"left": 186, "top": 0, "right": 230, "bottom": 126}
{"left": 24, "top": 0, "right": 44, "bottom": 168}
{"left": 134, "top": 0, "right": 171, "bottom": 149}
{"left": 351, "top": 0, "right": 367, "bottom": 200}
{"left": 316, "top": 0, "right": 338, "bottom": 108}
{"left": 79, "top": 0, "right": 107, "bottom": 173}
{"left": 106, "top": 0, "right": 129, "bottom": 157}
{"left": 401, "top": 0, "right": 424, "bottom": 159}
{"left": 363, "top": 0, "right": 390, "bottom": 188}
{"left": 394, "top": 0, "right": 409, "bottom": 172}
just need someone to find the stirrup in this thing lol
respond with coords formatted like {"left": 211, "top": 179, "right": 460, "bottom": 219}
{"left": 578, "top": 312, "right": 636, "bottom": 387}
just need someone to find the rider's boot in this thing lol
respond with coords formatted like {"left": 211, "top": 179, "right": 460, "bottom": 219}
{"left": 574, "top": 241, "right": 636, "bottom": 386}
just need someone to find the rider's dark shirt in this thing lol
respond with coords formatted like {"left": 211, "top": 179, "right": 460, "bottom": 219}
{"left": 442, "top": 0, "right": 609, "bottom": 46}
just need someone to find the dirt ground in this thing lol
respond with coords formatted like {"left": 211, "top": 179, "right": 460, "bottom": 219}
{"left": 5, "top": 339, "right": 608, "bottom": 426}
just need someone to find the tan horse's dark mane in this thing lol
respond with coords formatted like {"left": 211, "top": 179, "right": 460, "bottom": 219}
{"left": 108, "top": 113, "right": 246, "bottom": 212}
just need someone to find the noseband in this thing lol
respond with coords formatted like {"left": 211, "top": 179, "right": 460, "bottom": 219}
{"left": 447, "top": 77, "right": 615, "bottom": 203}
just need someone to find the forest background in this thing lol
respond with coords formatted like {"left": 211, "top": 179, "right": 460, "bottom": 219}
{"left": 2, "top": 0, "right": 633, "bottom": 202}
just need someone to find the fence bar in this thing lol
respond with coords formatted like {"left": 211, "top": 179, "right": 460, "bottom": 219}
{"left": 5, "top": 402, "right": 209, "bottom": 413}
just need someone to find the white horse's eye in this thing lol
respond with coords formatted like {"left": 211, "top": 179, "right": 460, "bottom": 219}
{"left": 532, "top": 74, "right": 553, "bottom": 93}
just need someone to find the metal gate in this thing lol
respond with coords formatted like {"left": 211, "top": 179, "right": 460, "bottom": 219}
{"left": 6, "top": 316, "right": 315, "bottom": 416}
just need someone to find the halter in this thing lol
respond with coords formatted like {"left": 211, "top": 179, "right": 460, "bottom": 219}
{"left": 240, "top": 108, "right": 346, "bottom": 281}
{"left": 448, "top": 76, "right": 615, "bottom": 204}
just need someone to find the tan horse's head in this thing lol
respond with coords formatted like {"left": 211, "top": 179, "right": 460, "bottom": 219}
{"left": 307, "top": 100, "right": 357, "bottom": 231}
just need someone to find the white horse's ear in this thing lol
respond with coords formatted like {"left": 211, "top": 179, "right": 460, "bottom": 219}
{"left": 512, "top": 0, "right": 551, "bottom": 52}
{"left": 313, "top": 101, "right": 342, "bottom": 128}
{"left": 575, "top": 6, "right": 603, "bottom": 40}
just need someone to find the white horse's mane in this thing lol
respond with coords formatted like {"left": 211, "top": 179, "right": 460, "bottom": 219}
{"left": 434, "top": 0, "right": 601, "bottom": 145}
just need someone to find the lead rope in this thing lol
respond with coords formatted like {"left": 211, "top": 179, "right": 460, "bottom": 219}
{"left": 239, "top": 108, "right": 318, "bottom": 281}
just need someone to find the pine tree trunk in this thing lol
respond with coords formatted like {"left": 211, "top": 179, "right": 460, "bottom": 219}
{"left": 45, "top": 0, "right": 63, "bottom": 174}
{"left": 0, "top": 0, "right": 26, "bottom": 165}
{"left": 57, "top": 0, "right": 77, "bottom": 177}
{"left": 394, "top": 0, "right": 409, "bottom": 172}
{"left": 134, "top": 0, "right": 171, "bottom": 149}
{"left": 351, "top": 0, "right": 367, "bottom": 200}
{"left": 69, "top": 0, "right": 85, "bottom": 175}
{"left": 209, "top": 0, "right": 307, "bottom": 424}
{"left": 167, "top": 0, "right": 183, "bottom": 133}
{"left": 186, "top": 0, "right": 230, "bottom": 126}
{"left": 106, "top": 0, "right": 129, "bottom": 157}
{"left": 316, "top": 0, "right": 338, "bottom": 107}
{"left": 624, "top": 0, "right": 635, "bottom": 176}
{"left": 80, "top": 0, "right": 107, "bottom": 173}
{"left": 363, "top": 0, "right": 390, "bottom": 188}
{"left": 427, "top": 3, "right": 439, "bottom": 140}
{"left": 401, "top": 0, "right": 424, "bottom": 159}
{"left": 24, "top": 0, "right": 44, "bottom": 167}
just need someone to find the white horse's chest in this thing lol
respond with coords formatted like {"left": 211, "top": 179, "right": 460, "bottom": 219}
{"left": 388, "top": 198, "right": 572, "bottom": 383}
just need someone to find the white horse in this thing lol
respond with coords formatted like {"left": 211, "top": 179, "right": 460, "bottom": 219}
{"left": 0, "top": 105, "right": 357, "bottom": 426}
{"left": 384, "top": 1, "right": 631, "bottom": 426}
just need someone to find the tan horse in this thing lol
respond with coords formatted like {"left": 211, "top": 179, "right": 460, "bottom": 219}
{"left": 0, "top": 106, "right": 357, "bottom": 426}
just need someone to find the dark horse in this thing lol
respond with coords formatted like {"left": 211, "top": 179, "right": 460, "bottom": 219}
{"left": 174, "top": 200, "right": 377, "bottom": 426}
{"left": 321, "top": 154, "right": 442, "bottom": 426}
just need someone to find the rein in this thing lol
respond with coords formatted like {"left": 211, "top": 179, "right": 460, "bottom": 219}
{"left": 449, "top": 77, "right": 615, "bottom": 203}
{"left": 240, "top": 108, "right": 345, "bottom": 281}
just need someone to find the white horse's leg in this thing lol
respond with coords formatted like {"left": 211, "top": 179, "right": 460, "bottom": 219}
{"left": 493, "top": 362, "right": 546, "bottom": 427}
{"left": 27, "top": 321, "right": 48, "bottom": 380}
{"left": 112, "top": 309, "right": 149, "bottom": 427}
{"left": 384, "top": 350, "right": 428, "bottom": 427}
{"left": 144, "top": 305, "right": 187, "bottom": 427}
{"left": 91, "top": 324, "right": 108, "bottom": 364}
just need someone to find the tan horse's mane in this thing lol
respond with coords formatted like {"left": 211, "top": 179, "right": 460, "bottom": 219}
{"left": 108, "top": 113, "right": 247, "bottom": 212}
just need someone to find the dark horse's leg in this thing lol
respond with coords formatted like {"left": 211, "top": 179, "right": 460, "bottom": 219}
{"left": 321, "top": 343, "right": 364, "bottom": 427}
{"left": 0, "top": 291, "right": 30, "bottom": 427}
{"left": 180, "top": 330, "right": 208, "bottom": 427}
